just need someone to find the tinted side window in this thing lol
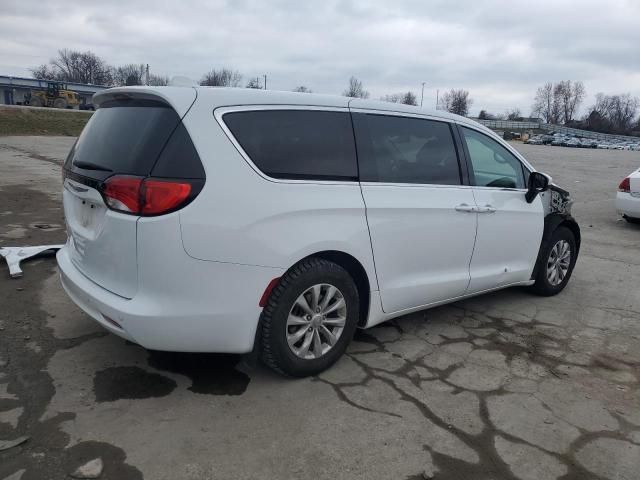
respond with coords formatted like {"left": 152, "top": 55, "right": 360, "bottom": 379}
{"left": 353, "top": 113, "right": 461, "bottom": 185}
{"left": 223, "top": 110, "right": 357, "bottom": 180}
{"left": 461, "top": 127, "right": 525, "bottom": 189}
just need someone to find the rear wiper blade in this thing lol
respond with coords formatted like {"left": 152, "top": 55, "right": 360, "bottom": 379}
{"left": 73, "top": 160, "right": 113, "bottom": 172}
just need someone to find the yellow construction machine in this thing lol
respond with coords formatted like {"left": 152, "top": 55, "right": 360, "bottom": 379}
{"left": 26, "top": 82, "right": 80, "bottom": 109}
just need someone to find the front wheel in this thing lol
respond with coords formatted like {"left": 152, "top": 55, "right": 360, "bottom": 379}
{"left": 530, "top": 226, "right": 577, "bottom": 296}
{"left": 29, "top": 96, "right": 43, "bottom": 107}
{"left": 260, "top": 258, "right": 359, "bottom": 377}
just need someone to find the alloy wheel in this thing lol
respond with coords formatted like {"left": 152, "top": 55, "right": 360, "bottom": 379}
{"left": 547, "top": 239, "right": 571, "bottom": 286}
{"left": 286, "top": 283, "right": 347, "bottom": 359}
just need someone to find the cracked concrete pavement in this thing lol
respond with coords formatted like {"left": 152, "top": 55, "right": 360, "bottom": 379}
{"left": 0, "top": 137, "right": 639, "bottom": 479}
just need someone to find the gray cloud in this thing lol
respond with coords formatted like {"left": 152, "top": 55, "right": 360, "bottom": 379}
{"left": 1, "top": 0, "right": 639, "bottom": 115}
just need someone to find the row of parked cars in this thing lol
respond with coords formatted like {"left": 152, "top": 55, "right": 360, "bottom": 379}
{"left": 525, "top": 133, "right": 640, "bottom": 150}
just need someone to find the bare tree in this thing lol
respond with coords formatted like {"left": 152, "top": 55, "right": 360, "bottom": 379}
{"left": 381, "top": 93, "right": 402, "bottom": 103}
{"left": 567, "top": 81, "right": 585, "bottom": 123}
{"left": 609, "top": 94, "right": 639, "bottom": 132}
{"left": 532, "top": 82, "right": 554, "bottom": 123}
{"left": 381, "top": 92, "right": 417, "bottom": 105}
{"left": 31, "top": 49, "right": 112, "bottom": 85}
{"left": 437, "top": 92, "right": 451, "bottom": 112}
{"left": 200, "top": 68, "right": 243, "bottom": 87}
{"left": 401, "top": 91, "right": 418, "bottom": 106}
{"left": 246, "top": 77, "right": 263, "bottom": 89}
{"left": 293, "top": 86, "right": 312, "bottom": 93}
{"left": 532, "top": 81, "right": 585, "bottom": 124}
{"left": 505, "top": 107, "right": 521, "bottom": 121}
{"left": 343, "top": 76, "right": 369, "bottom": 99}
{"left": 551, "top": 83, "right": 565, "bottom": 124}
{"left": 113, "top": 64, "right": 146, "bottom": 86}
{"left": 149, "top": 74, "right": 170, "bottom": 86}
{"left": 555, "top": 80, "right": 586, "bottom": 123}
{"left": 438, "top": 89, "right": 472, "bottom": 116}
{"left": 30, "top": 64, "right": 57, "bottom": 80}
{"left": 592, "top": 92, "right": 614, "bottom": 118}
{"left": 584, "top": 92, "right": 639, "bottom": 133}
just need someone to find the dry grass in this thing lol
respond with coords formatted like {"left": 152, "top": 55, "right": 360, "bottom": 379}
{"left": 0, "top": 106, "right": 92, "bottom": 136}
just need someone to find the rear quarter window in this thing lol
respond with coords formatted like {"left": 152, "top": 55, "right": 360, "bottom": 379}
{"left": 222, "top": 110, "right": 357, "bottom": 181}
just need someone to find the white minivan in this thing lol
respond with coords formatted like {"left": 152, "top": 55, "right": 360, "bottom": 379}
{"left": 58, "top": 87, "right": 580, "bottom": 376}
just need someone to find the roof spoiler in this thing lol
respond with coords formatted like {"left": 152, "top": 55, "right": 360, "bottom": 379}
{"left": 92, "top": 86, "right": 198, "bottom": 118}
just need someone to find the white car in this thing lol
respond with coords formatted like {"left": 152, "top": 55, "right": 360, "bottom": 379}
{"left": 617, "top": 169, "right": 640, "bottom": 223}
{"left": 57, "top": 87, "right": 581, "bottom": 376}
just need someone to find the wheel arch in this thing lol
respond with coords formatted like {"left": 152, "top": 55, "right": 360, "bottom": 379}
{"left": 531, "top": 213, "right": 581, "bottom": 280}
{"left": 293, "top": 250, "right": 371, "bottom": 327}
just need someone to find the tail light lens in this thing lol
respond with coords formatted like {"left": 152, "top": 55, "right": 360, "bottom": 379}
{"left": 141, "top": 179, "right": 192, "bottom": 215}
{"left": 619, "top": 177, "right": 631, "bottom": 193}
{"left": 102, "top": 175, "right": 197, "bottom": 216}
{"left": 103, "top": 176, "right": 143, "bottom": 213}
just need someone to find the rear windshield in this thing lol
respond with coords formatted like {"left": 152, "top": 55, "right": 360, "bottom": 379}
{"left": 66, "top": 99, "right": 181, "bottom": 177}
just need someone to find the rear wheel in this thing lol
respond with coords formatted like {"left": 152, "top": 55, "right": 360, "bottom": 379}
{"left": 53, "top": 98, "right": 68, "bottom": 109}
{"left": 623, "top": 215, "right": 640, "bottom": 224}
{"left": 29, "top": 96, "right": 43, "bottom": 107}
{"left": 530, "top": 226, "right": 577, "bottom": 296}
{"left": 260, "top": 258, "right": 359, "bottom": 377}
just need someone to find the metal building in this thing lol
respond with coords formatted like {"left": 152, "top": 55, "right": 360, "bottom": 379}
{"left": 0, "top": 75, "right": 109, "bottom": 107}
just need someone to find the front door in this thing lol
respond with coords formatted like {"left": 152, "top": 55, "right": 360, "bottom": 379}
{"left": 352, "top": 111, "right": 478, "bottom": 313}
{"left": 459, "top": 126, "right": 544, "bottom": 293}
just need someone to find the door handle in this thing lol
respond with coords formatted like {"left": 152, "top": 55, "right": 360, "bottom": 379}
{"left": 455, "top": 203, "right": 477, "bottom": 213}
{"left": 477, "top": 205, "right": 497, "bottom": 214}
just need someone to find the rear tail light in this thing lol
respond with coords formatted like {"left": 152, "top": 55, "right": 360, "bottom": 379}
{"left": 619, "top": 177, "right": 631, "bottom": 193}
{"left": 102, "top": 175, "right": 197, "bottom": 216}
{"left": 141, "top": 179, "right": 192, "bottom": 215}
{"left": 103, "top": 176, "right": 143, "bottom": 213}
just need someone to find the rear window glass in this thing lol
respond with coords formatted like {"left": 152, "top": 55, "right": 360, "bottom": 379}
{"left": 223, "top": 110, "right": 357, "bottom": 180}
{"left": 67, "top": 100, "right": 181, "bottom": 177}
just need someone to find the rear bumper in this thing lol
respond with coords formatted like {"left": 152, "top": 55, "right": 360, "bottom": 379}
{"left": 616, "top": 192, "right": 640, "bottom": 219}
{"left": 57, "top": 243, "right": 284, "bottom": 353}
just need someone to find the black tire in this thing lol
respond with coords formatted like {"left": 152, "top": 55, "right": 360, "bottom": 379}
{"left": 260, "top": 258, "right": 359, "bottom": 377}
{"left": 623, "top": 215, "right": 640, "bottom": 224}
{"left": 53, "top": 98, "right": 68, "bottom": 109}
{"left": 530, "top": 226, "right": 577, "bottom": 296}
{"left": 29, "top": 96, "right": 43, "bottom": 107}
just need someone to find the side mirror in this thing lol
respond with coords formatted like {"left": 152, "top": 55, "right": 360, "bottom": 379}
{"left": 525, "top": 172, "right": 550, "bottom": 203}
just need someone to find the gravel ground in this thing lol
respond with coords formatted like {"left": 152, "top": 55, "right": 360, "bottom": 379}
{"left": 0, "top": 137, "right": 639, "bottom": 480}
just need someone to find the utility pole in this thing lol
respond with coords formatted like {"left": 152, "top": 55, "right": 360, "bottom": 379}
{"left": 145, "top": 64, "right": 150, "bottom": 86}
{"left": 421, "top": 82, "right": 426, "bottom": 107}
{"left": 264, "top": 74, "right": 267, "bottom": 90}
{"left": 436, "top": 89, "right": 439, "bottom": 109}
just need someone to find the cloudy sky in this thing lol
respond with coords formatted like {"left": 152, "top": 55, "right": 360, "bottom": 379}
{"left": 2, "top": 0, "right": 639, "bottom": 115}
